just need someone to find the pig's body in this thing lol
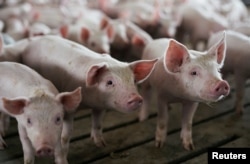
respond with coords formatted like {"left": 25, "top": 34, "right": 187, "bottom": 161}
{"left": 139, "top": 37, "right": 229, "bottom": 150}
{"left": 176, "top": 3, "right": 228, "bottom": 50}
{"left": 0, "top": 35, "right": 157, "bottom": 147}
{"left": 208, "top": 30, "right": 250, "bottom": 114}
{"left": 0, "top": 62, "right": 82, "bottom": 164}
{"left": 232, "top": 23, "right": 250, "bottom": 37}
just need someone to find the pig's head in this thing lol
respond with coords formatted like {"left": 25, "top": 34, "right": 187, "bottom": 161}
{"left": 110, "top": 20, "right": 129, "bottom": 49}
{"left": 163, "top": 34, "right": 229, "bottom": 102}
{"left": 81, "top": 27, "right": 114, "bottom": 54}
{"left": 2, "top": 87, "right": 82, "bottom": 157}
{"left": 86, "top": 58, "right": 158, "bottom": 113}
{"left": 60, "top": 25, "right": 114, "bottom": 54}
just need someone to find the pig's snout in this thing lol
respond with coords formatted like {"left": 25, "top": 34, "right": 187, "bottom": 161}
{"left": 213, "top": 80, "right": 230, "bottom": 97}
{"left": 36, "top": 146, "right": 54, "bottom": 157}
{"left": 127, "top": 94, "right": 143, "bottom": 110}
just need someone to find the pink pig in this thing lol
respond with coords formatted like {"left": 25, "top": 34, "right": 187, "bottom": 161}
{"left": 139, "top": 34, "right": 230, "bottom": 150}
{"left": 0, "top": 61, "right": 82, "bottom": 164}
{"left": 208, "top": 30, "right": 250, "bottom": 114}
{"left": 0, "top": 35, "right": 157, "bottom": 147}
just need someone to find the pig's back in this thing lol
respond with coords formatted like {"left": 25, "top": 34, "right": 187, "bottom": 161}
{"left": 142, "top": 38, "right": 170, "bottom": 60}
{"left": 0, "top": 62, "right": 56, "bottom": 98}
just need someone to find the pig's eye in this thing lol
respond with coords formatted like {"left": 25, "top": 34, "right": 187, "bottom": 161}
{"left": 55, "top": 116, "right": 62, "bottom": 125}
{"left": 190, "top": 71, "right": 197, "bottom": 76}
{"left": 106, "top": 80, "right": 114, "bottom": 86}
{"left": 27, "top": 118, "right": 32, "bottom": 126}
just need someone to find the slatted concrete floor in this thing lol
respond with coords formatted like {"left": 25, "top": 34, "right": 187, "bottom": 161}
{"left": 0, "top": 80, "right": 250, "bottom": 164}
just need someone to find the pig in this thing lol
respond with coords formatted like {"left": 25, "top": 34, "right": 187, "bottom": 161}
{"left": 28, "top": 22, "right": 51, "bottom": 37}
{"left": 28, "top": 5, "right": 78, "bottom": 29}
{"left": 60, "top": 24, "right": 113, "bottom": 54}
{"left": 5, "top": 17, "right": 29, "bottom": 41}
{"left": 207, "top": 30, "right": 250, "bottom": 114}
{"left": 231, "top": 22, "right": 250, "bottom": 37}
{"left": 110, "top": 20, "right": 153, "bottom": 61}
{"left": 125, "top": 20, "right": 153, "bottom": 60}
{"left": 0, "top": 2, "right": 32, "bottom": 22}
{"left": 100, "top": 1, "right": 160, "bottom": 29}
{"left": 59, "top": 9, "right": 114, "bottom": 54}
{"left": 139, "top": 34, "right": 230, "bottom": 150}
{"left": 0, "top": 35, "right": 157, "bottom": 147}
{"left": 109, "top": 19, "right": 129, "bottom": 50}
{"left": 175, "top": 2, "right": 228, "bottom": 50}
{"left": 0, "top": 61, "right": 82, "bottom": 164}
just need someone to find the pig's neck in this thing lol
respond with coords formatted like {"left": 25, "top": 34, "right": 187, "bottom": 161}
{"left": 152, "top": 60, "right": 195, "bottom": 103}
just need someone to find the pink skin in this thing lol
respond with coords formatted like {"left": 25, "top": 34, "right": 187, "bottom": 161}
{"left": 124, "top": 21, "right": 153, "bottom": 60}
{"left": 0, "top": 35, "right": 157, "bottom": 147}
{"left": 0, "top": 62, "right": 82, "bottom": 164}
{"left": 5, "top": 17, "right": 29, "bottom": 41}
{"left": 60, "top": 24, "right": 113, "bottom": 54}
{"left": 208, "top": 30, "right": 250, "bottom": 115}
{"left": 0, "top": 3, "right": 32, "bottom": 22}
{"left": 175, "top": 2, "right": 228, "bottom": 50}
{"left": 60, "top": 10, "right": 114, "bottom": 54}
{"left": 28, "top": 5, "right": 77, "bottom": 29}
{"left": 232, "top": 22, "right": 250, "bottom": 37}
{"left": 139, "top": 34, "right": 229, "bottom": 150}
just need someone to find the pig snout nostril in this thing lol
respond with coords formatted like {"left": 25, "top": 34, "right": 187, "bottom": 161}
{"left": 36, "top": 147, "right": 53, "bottom": 157}
{"left": 127, "top": 95, "right": 143, "bottom": 109}
{"left": 214, "top": 81, "right": 230, "bottom": 95}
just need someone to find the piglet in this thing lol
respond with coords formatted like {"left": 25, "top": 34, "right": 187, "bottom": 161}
{"left": 0, "top": 35, "right": 157, "bottom": 148}
{"left": 208, "top": 30, "right": 250, "bottom": 114}
{"left": 139, "top": 33, "right": 229, "bottom": 150}
{"left": 0, "top": 62, "right": 82, "bottom": 164}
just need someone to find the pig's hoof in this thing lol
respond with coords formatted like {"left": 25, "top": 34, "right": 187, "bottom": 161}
{"left": 0, "top": 137, "right": 7, "bottom": 149}
{"left": 138, "top": 114, "right": 148, "bottom": 122}
{"left": 235, "top": 108, "right": 243, "bottom": 116}
{"left": 155, "top": 140, "right": 165, "bottom": 148}
{"left": 183, "top": 142, "right": 195, "bottom": 151}
{"left": 91, "top": 136, "right": 107, "bottom": 147}
{"left": 95, "top": 140, "right": 107, "bottom": 147}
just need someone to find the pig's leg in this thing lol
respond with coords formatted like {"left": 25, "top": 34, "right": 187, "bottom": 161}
{"left": 234, "top": 74, "right": 246, "bottom": 115}
{"left": 0, "top": 134, "right": 7, "bottom": 150}
{"left": 18, "top": 123, "right": 35, "bottom": 164}
{"left": 61, "top": 113, "right": 74, "bottom": 156}
{"left": 155, "top": 96, "right": 169, "bottom": 148}
{"left": 180, "top": 101, "right": 198, "bottom": 151}
{"left": 91, "top": 109, "right": 106, "bottom": 147}
{"left": 138, "top": 82, "right": 152, "bottom": 121}
{"left": 0, "top": 113, "right": 10, "bottom": 136}
{"left": 54, "top": 141, "right": 68, "bottom": 164}
{"left": 0, "top": 113, "right": 8, "bottom": 149}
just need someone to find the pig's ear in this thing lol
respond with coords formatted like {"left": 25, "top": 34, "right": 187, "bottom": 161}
{"left": 86, "top": 63, "right": 108, "bottom": 87}
{"left": 106, "top": 25, "right": 115, "bottom": 41}
{"left": 207, "top": 31, "right": 226, "bottom": 67}
{"left": 2, "top": 97, "right": 29, "bottom": 115}
{"left": 131, "top": 35, "right": 146, "bottom": 47}
{"left": 60, "top": 25, "right": 68, "bottom": 38}
{"left": 81, "top": 27, "right": 90, "bottom": 42}
{"left": 100, "top": 17, "right": 109, "bottom": 30}
{"left": 56, "top": 87, "right": 82, "bottom": 113}
{"left": 164, "top": 39, "right": 189, "bottom": 73}
{"left": 129, "top": 58, "right": 158, "bottom": 84}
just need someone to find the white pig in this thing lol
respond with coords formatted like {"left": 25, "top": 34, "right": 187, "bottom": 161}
{"left": 208, "top": 30, "right": 250, "bottom": 114}
{"left": 139, "top": 34, "right": 230, "bottom": 150}
{"left": 176, "top": 2, "right": 228, "bottom": 50}
{"left": 0, "top": 61, "right": 82, "bottom": 164}
{"left": 0, "top": 35, "right": 157, "bottom": 147}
